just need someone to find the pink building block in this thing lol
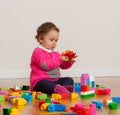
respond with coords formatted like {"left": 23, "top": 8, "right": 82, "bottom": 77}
{"left": 81, "top": 73, "right": 89, "bottom": 86}
{"left": 90, "top": 103, "right": 96, "bottom": 115}
{"left": 75, "top": 103, "right": 85, "bottom": 108}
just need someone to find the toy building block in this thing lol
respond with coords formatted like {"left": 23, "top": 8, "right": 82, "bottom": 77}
{"left": 21, "top": 85, "right": 30, "bottom": 90}
{"left": 38, "top": 100, "right": 46, "bottom": 107}
{"left": 70, "top": 93, "right": 79, "bottom": 99}
{"left": 12, "top": 98, "right": 27, "bottom": 106}
{"left": 74, "top": 83, "right": 81, "bottom": 92}
{"left": 102, "top": 97, "right": 112, "bottom": 106}
{"left": 40, "top": 103, "right": 50, "bottom": 111}
{"left": 0, "top": 90, "right": 9, "bottom": 95}
{"left": 96, "top": 84, "right": 104, "bottom": 88}
{"left": 96, "top": 88, "right": 111, "bottom": 95}
{"left": 106, "top": 100, "right": 113, "bottom": 106}
{"left": 46, "top": 97, "right": 52, "bottom": 103}
{"left": 10, "top": 92, "right": 21, "bottom": 96}
{"left": 2, "top": 87, "right": 9, "bottom": 90}
{"left": 80, "top": 73, "right": 95, "bottom": 98}
{"left": 90, "top": 103, "right": 96, "bottom": 115}
{"left": 10, "top": 108, "right": 18, "bottom": 115}
{"left": 14, "top": 85, "right": 21, "bottom": 90}
{"left": 61, "top": 50, "right": 77, "bottom": 60}
{"left": 92, "top": 100, "right": 103, "bottom": 109}
{"left": 51, "top": 93, "right": 62, "bottom": 100}
{"left": 75, "top": 103, "right": 85, "bottom": 108}
{"left": 71, "top": 107, "right": 90, "bottom": 115}
{"left": 37, "top": 93, "right": 47, "bottom": 100}
{"left": 70, "top": 103, "right": 96, "bottom": 115}
{"left": 48, "top": 103, "right": 66, "bottom": 112}
{"left": 9, "top": 96, "right": 20, "bottom": 104}
{"left": 21, "top": 92, "right": 32, "bottom": 102}
{"left": 81, "top": 90, "right": 95, "bottom": 98}
{"left": 112, "top": 96, "right": 120, "bottom": 103}
{"left": 61, "top": 93, "right": 68, "bottom": 99}
{"left": 70, "top": 104, "right": 85, "bottom": 112}
{"left": 0, "top": 95, "right": 5, "bottom": 101}
{"left": 108, "top": 102, "right": 118, "bottom": 110}
{"left": 2, "top": 108, "right": 12, "bottom": 115}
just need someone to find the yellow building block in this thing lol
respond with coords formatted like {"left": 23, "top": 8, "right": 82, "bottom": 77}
{"left": 51, "top": 93, "right": 62, "bottom": 100}
{"left": 40, "top": 103, "right": 50, "bottom": 111}
{"left": 70, "top": 93, "right": 79, "bottom": 99}
{"left": 10, "top": 108, "right": 18, "bottom": 115}
{"left": 12, "top": 98, "right": 27, "bottom": 106}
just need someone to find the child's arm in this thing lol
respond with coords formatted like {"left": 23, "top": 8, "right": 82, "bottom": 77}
{"left": 60, "top": 50, "right": 77, "bottom": 69}
{"left": 32, "top": 48, "right": 62, "bottom": 70}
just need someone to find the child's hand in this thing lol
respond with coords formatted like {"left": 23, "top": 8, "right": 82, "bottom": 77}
{"left": 61, "top": 50, "right": 77, "bottom": 62}
{"left": 62, "top": 56, "right": 69, "bottom": 62}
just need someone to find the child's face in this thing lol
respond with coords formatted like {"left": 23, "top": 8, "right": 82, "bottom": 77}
{"left": 39, "top": 30, "right": 59, "bottom": 50}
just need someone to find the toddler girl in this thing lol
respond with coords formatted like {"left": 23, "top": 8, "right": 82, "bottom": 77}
{"left": 30, "top": 22, "right": 76, "bottom": 95}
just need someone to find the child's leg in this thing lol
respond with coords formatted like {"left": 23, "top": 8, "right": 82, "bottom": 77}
{"left": 33, "top": 80, "right": 55, "bottom": 95}
{"left": 56, "top": 77, "right": 74, "bottom": 92}
{"left": 33, "top": 79, "right": 70, "bottom": 95}
{"left": 54, "top": 84, "right": 70, "bottom": 94}
{"left": 56, "top": 77, "right": 74, "bottom": 86}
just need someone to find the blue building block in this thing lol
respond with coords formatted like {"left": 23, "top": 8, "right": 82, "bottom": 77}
{"left": 92, "top": 100, "right": 103, "bottom": 109}
{"left": 48, "top": 104, "right": 66, "bottom": 112}
{"left": 92, "top": 81, "right": 95, "bottom": 87}
{"left": 74, "top": 83, "right": 81, "bottom": 91}
{"left": 112, "top": 96, "right": 120, "bottom": 103}
{"left": 21, "top": 92, "right": 32, "bottom": 102}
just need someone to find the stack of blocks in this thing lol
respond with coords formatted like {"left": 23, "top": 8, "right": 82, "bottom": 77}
{"left": 80, "top": 73, "right": 95, "bottom": 98}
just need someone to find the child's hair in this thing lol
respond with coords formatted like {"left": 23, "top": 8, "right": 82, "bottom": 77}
{"left": 35, "top": 22, "right": 60, "bottom": 42}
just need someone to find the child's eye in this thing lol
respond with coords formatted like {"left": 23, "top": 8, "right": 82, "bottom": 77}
{"left": 55, "top": 40, "right": 58, "bottom": 42}
{"left": 50, "top": 39, "right": 54, "bottom": 41}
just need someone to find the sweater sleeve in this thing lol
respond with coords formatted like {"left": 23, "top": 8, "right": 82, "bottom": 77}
{"left": 32, "top": 48, "right": 62, "bottom": 70}
{"left": 60, "top": 61, "right": 75, "bottom": 69}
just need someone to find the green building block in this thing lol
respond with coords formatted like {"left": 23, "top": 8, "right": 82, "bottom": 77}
{"left": 108, "top": 102, "right": 118, "bottom": 110}
{"left": 0, "top": 95, "right": 5, "bottom": 101}
{"left": 2, "top": 108, "right": 12, "bottom": 115}
{"left": 1, "top": 87, "right": 9, "bottom": 90}
{"left": 21, "top": 85, "right": 30, "bottom": 90}
{"left": 96, "top": 84, "right": 104, "bottom": 88}
{"left": 38, "top": 94, "right": 47, "bottom": 100}
{"left": 81, "top": 93, "right": 95, "bottom": 98}
{"left": 46, "top": 97, "right": 51, "bottom": 103}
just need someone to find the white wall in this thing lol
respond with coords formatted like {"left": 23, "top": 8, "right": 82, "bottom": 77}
{"left": 0, "top": 0, "right": 120, "bottom": 78}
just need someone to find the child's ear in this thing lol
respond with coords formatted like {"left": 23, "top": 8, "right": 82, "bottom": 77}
{"left": 38, "top": 35, "right": 43, "bottom": 43}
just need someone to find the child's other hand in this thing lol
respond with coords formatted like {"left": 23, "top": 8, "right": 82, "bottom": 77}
{"left": 62, "top": 56, "right": 69, "bottom": 62}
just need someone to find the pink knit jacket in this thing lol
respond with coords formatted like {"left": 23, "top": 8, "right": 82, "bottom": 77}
{"left": 30, "top": 47, "right": 74, "bottom": 89}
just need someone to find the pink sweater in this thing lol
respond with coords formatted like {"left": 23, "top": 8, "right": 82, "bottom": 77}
{"left": 30, "top": 47, "right": 74, "bottom": 89}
